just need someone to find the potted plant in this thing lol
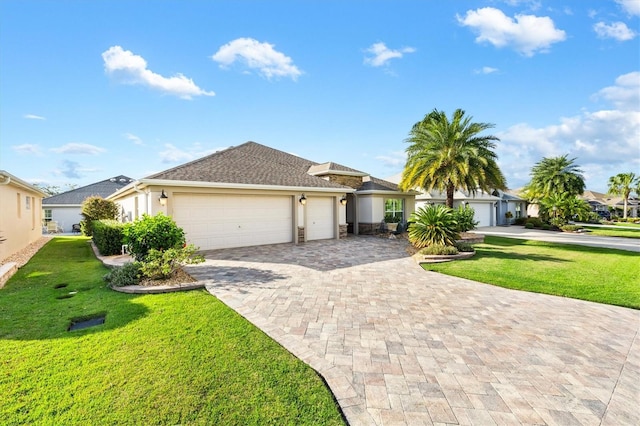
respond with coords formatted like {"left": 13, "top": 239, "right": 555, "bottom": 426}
{"left": 505, "top": 211, "right": 513, "bottom": 225}
{"left": 384, "top": 213, "right": 399, "bottom": 232}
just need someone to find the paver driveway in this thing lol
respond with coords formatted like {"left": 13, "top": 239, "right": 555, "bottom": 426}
{"left": 186, "top": 236, "right": 640, "bottom": 425}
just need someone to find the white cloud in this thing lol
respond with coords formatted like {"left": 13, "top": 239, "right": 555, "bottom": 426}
{"left": 593, "top": 21, "right": 636, "bottom": 41}
{"left": 159, "top": 143, "right": 222, "bottom": 164}
{"left": 594, "top": 71, "right": 640, "bottom": 109}
{"left": 616, "top": 0, "right": 640, "bottom": 16}
{"left": 376, "top": 151, "right": 406, "bottom": 168}
{"left": 496, "top": 72, "right": 640, "bottom": 191}
{"left": 212, "top": 38, "right": 302, "bottom": 80}
{"left": 124, "top": 132, "right": 144, "bottom": 145}
{"left": 457, "top": 7, "right": 566, "bottom": 56}
{"left": 23, "top": 114, "right": 46, "bottom": 120}
{"left": 51, "top": 143, "right": 106, "bottom": 155}
{"left": 474, "top": 66, "right": 499, "bottom": 74}
{"left": 12, "top": 144, "right": 42, "bottom": 155}
{"left": 364, "top": 42, "right": 416, "bottom": 67}
{"left": 102, "top": 46, "right": 215, "bottom": 99}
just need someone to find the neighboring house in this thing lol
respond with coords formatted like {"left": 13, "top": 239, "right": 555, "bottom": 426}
{"left": 0, "top": 170, "right": 47, "bottom": 263}
{"left": 581, "top": 190, "right": 638, "bottom": 218}
{"left": 42, "top": 175, "right": 134, "bottom": 233}
{"left": 385, "top": 174, "right": 527, "bottom": 227}
{"left": 108, "top": 142, "right": 416, "bottom": 250}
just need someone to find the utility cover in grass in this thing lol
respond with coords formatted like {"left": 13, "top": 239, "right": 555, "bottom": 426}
{"left": 68, "top": 315, "right": 106, "bottom": 331}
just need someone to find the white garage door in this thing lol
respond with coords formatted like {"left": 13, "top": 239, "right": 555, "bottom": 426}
{"left": 306, "top": 197, "right": 334, "bottom": 241}
{"left": 470, "top": 202, "right": 492, "bottom": 227}
{"left": 173, "top": 194, "right": 293, "bottom": 250}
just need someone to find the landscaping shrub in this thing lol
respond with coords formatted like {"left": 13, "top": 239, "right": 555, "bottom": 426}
{"left": 408, "top": 205, "right": 459, "bottom": 249}
{"left": 525, "top": 217, "right": 544, "bottom": 228}
{"left": 139, "top": 244, "right": 205, "bottom": 280}
{"left": 81, "top": 196, "right": 118, "bottom": 237}
{"left": 123, "top": 213, "right": 185, "bottom": 261}
{"left": 525, "top": 222, "right": 534, "bottom": 229}
{"left": 454, "top": 241, "right": 475, "bottom": 252}
{"left": 92, "top": 220, "right": 126, "bottom": 256}
{"left": 419, "top": 244, "right": 459, "bottom": 255}
{"left": 104, "top": 262, "right": 142, "bottom": 287}
{"left": 561, "top": 225, "right": 582, "bottom": 232}
{"left": 514, "top": 217, "right": 527, "bottom": 226}
{"left": 542, "top": 224, "right": 551, "bottom": 230}
{"left": 453, "top": 205, "right": 478, "bottom": 232}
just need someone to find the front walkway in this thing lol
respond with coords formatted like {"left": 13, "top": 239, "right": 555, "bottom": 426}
{"left": 186, "top": 237, "right": 639, "bottom": 425}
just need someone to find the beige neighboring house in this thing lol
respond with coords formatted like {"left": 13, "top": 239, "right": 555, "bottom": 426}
{"left": 0, "top": 170, "right": 47, "bottom": 264}
{"left": 581, "top": 190, "right": 638, "bottom": 218}
{"left": 108, "top": 142, "right": 416, "bottom": 251}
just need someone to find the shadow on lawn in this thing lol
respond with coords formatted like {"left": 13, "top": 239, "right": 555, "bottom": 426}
{"left": 0, "top": 237, "right": 150, "bottom": 341}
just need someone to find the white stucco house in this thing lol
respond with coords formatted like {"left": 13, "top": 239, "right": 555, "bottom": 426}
{"left": 108, "top": 142, "right": 416, "bottom": 251}
{"left": 42, "top": 175, "right": 133, "bottom": 233}
{"left": 385, "top": 173, "right": 527, "bottom": 227}
{"left": 0, "top": 170, "right": 47, "bottom": 264}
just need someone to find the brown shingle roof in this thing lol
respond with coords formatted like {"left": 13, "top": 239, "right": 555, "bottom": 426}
{"left": 146, "top": 142, "right": 351, "bottom": 190}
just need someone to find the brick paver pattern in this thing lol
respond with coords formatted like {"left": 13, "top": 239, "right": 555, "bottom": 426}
{"left": 186, "top": 236, "right": 640, "bottom": 425}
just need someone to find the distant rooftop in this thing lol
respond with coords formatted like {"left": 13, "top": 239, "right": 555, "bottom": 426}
{"left": 43, "top": 175, "right": 134, "bottom": 205}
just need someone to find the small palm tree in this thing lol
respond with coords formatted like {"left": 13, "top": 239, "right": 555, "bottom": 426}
{"left": 524, "top": 155, "right": 585, "bottom": 202}
{"left": 408, "top": 204, "right": 459, "bottom": 249}
{"left": 400, "top": 109, "right": 507, "bottom": 208}
{"left": 608, "top": 172, "right": 638, "bottom": 219}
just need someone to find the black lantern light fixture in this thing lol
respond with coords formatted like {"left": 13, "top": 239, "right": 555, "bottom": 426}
{"left": 340, "top": 195, "right": 347, "bottom": 206}
{"left": 159, "top": 190, "right": 169, "bottom": 206}
{"left": 299, "top": 194, "right": 307, "bottom": 205}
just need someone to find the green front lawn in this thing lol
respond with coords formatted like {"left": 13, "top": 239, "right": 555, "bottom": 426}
{"left": 424, "top": 236, "right": 640, "bottom": 309}
{"left": 581, "top": 226, "right": 640, "bottom": 238}
{"left": 0, "top": 237, "right": 345, "bottom": 425}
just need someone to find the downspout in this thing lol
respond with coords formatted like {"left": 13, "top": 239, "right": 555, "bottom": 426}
{"left": 132, "top": 182, "right": 149, "bottom": 216}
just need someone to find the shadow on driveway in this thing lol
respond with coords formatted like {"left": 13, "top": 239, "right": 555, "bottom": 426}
{"left": 197, "top": 235, "right": 412, "bottom": 272}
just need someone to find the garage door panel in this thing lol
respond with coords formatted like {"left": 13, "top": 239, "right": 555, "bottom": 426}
{"left": 173, "top": 194, "right": 293, "bottom": 250}
{"left": 307, "top": 197, "right": 334, "bottom": 241}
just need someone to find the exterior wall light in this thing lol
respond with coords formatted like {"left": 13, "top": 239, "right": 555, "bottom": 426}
{"left": 159, "top": 190, "right": 168, "bottom": 206}
{"left": 340, "top": 196, "right": 347, "bottom": 206}
{"left": 299, "top": 194, "right": 307, "bottom": 205}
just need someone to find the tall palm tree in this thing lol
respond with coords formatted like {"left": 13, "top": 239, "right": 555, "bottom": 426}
{"left": 399, "top": 108, "right": 507, "bottom": 208}
{"left": 608, "top": 172, "right": 638, "bottom": 219}
{"left": 523, "top": 155, "right": 585, "bottom": 202}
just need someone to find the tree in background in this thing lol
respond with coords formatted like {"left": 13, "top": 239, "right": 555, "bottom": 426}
{"left": 81, "top": 196, "right": 118, "bottom": 236}
{"left": 523, "top": 155, "right": 585, "bottom": 202}
{"left": 34, "top": 183, "right": 79, "bottom": 197}
{"left": 400, "top": 108, "right": 506, "bottom": 208}
{"left": 607, "top": 172, "right": 638, "bottom": 219}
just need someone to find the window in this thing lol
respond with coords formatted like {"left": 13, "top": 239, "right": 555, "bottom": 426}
{"left": 44, "top": 209, "right": 52, "bottom": 222}
{"left": 26, "top": 196, "right": 31, "bottom": 210}
{"left": 515, "top": 204, "right": 522, "bottom": 219}
{"left": 384, "top": 199, "right": 404, "bottom": 222}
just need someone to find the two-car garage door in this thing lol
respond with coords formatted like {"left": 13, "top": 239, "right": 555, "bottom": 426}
{"left": 173, "top": 194, "right": 294, "bottom": 250}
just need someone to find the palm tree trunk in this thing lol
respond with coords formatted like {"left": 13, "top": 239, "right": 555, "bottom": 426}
{"left": 446, "top": 185, "right": 454, "bottom": 208}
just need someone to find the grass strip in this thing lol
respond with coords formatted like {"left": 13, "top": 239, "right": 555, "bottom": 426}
{"left": 424, "top": 236, "right": 640, "bottom": 309}
{"left": 0, "top": 236, "right": 345, "bottom": 425}
{"left": 581, "top": 226, "right": 640, "bottom": 239}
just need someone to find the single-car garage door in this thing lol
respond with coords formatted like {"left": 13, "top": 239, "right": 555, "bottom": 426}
{"left": 306, "top": 196, "right": 334, "bottom": 241}
{"left": 173, "top": 193, "right": 293, "bottom": 250}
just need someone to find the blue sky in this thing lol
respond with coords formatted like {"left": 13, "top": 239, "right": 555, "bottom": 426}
{"left": 1, "top": 0, "right": 638, "bottom": 193}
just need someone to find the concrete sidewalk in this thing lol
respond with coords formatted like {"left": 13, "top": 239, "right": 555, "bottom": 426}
{"left": 188, "top": 237, "right": 640, "bottom": 425}
{"left": 474, "top": 226, "right": 640, "bottom": 252}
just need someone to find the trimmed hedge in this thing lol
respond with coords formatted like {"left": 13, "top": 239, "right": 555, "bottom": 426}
{"left": 92, "top": 220, "right": 126, "bottom": 256}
